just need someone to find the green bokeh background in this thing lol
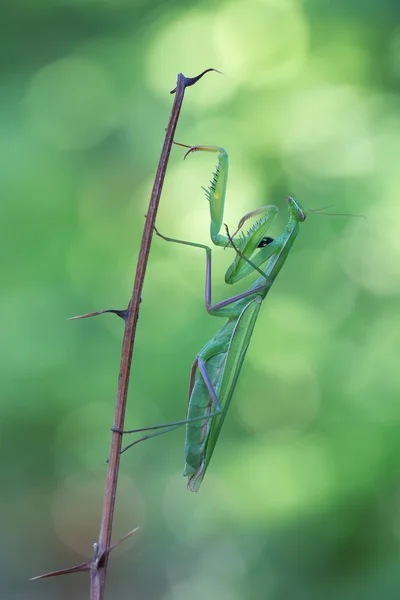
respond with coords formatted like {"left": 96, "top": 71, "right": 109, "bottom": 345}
{"left": 3, "top": 1, "right": 400, "bottom": 598}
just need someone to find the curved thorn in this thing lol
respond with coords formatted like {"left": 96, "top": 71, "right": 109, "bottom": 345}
{"left": 170, "top": 68, "right": 223, "bottom": 94}
{"left": 30, "top": 560, "right": 90, "bottom": 580}
{"left": 69, "top": 309, "right": 128, "bottom": 321}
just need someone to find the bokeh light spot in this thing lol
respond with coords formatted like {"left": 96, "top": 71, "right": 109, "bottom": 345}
{"left": 214, "top": 0, "right": 309, "bottom": 86}
{"left": 226, "top": 438, "right": 334, "bottom": 521}
{"left": 340, "top": 201, "right": 400, "bottom": 295}
{"left": 52, "top": 473, "right": 145, "bottom": 555}
{"left": 236, "top": 365, "right": 320, "bottom": 438}
{"left": 163, "top": 577, "right": 239, "bottom": 600}
{"left": 279, "top": 85, "right": 375, "bottom": 177}
{"left": 25, "top": 57, "right": 118, "bottom": 150}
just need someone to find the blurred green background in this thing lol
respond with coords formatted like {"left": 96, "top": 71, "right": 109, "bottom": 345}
{"left": 3, "top": 0, "right": 400, "bottom": 598}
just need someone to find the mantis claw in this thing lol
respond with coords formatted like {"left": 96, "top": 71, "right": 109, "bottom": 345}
{"left": 182, "top": 145, "right": 226, "bottom": 161}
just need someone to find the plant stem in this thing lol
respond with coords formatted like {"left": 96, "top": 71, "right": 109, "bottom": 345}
{"left": 90, "top": 69, "right": 217, "bottom": 600}
{"left": 31, "top": 68, "right": 219, "bottom": 598}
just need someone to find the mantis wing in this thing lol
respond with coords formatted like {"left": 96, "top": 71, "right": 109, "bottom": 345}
{"left": 188, "top": 295, "right": 262, "bottom": 491}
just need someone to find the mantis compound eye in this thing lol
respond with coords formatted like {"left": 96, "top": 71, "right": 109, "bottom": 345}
{"left": 257, "top": 236, "right": 274, "bottom": 248}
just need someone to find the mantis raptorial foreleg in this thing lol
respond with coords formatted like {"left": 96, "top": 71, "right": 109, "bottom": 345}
{"left": 116, "top": 357, "right": 223, "bottom": 454}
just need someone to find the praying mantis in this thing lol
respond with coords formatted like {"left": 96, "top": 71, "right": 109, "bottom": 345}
{"left": 119, "top": 145, "right": 317, "bottom": 491}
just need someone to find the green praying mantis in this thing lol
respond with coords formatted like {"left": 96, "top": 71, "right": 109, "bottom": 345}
{"left": 118, "top": 145, "right": 333, "bottom": 492}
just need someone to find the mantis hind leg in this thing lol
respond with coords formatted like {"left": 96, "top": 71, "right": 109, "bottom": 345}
{"left": 115, "top": 355, "right": 223, "bottom": 455}
{"left": 195, "top": 356, "right": 223, "bottom": 413}
{"left": 115, "top": 410, "right": 220, "bottom": 455}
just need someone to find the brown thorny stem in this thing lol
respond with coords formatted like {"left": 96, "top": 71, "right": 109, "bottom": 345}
{"left": 31, "top": 69, "right": 220, "bottom": 600}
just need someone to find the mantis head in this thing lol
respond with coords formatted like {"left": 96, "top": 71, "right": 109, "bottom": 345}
{"left": 287, "top": 197, "right": 308, "bottom": 222}
{"left": 224, "top": 205, "right": 279, "bottom": 284}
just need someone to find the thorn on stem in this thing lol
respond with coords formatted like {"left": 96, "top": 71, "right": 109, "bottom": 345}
{"left": 170, "top": 68, "right": 222, "bottom": 94}
{"left": 31, "top": 529, "right": 138, "bottom": 580}
{"left": 69, "top": 308, "right": 128, "bottom": 321}
{"left": 30, "top": 560, "right": 91, "bottom": 580}
{"left": 106, "top": 527, "right": 139, "bottom": 555}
